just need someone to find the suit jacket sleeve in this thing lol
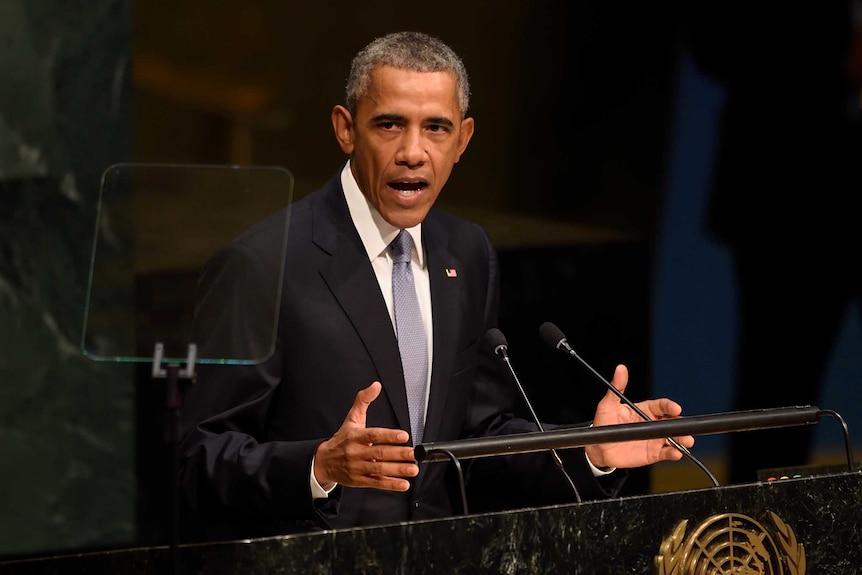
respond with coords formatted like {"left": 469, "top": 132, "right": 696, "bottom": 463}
{"left": 177, "top": 208, "right": 329, "bottom": 536}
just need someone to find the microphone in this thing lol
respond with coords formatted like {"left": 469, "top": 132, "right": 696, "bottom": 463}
{"left": 538, "top": 321, "right": 719, "bottom": 487}
{"left": 485, "top": 328, "right": 582, "bottom": 503}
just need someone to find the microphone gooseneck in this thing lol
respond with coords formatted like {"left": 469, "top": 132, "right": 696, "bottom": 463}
{"left": 486, "top": 328, "right": 545, "bottom": 432}
{"left": 485, "top": 328, "right": 582, "bottom": 503}
{"left": 538, "top": 322, "right": 720, "bottom": 487}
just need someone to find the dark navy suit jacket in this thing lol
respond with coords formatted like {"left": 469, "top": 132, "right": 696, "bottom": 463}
{"left": 178, "top": 171, "right": 621, "bottom": 539}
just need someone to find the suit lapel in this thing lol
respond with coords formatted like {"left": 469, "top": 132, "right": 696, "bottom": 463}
{"left": 421, "top": 213, "right": 461, "bottom": 443}
{"left": 312, "top": 179, "right": 412, "bottom": 435}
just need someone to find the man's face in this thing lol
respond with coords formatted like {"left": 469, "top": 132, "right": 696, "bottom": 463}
{"left": 332, "top": 65, "right": 474, "bottom": 229}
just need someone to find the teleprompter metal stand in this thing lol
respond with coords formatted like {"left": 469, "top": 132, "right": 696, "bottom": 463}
{"left": 152, "top": 342, "right": 197, "bottom": 575}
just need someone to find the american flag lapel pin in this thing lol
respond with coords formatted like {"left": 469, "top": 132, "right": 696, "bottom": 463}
{"left": 445, "top": 268, "right": 458, "bottom": 278}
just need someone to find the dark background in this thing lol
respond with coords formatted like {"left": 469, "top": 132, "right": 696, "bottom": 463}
{"left": 1, "top": 0, "right": 860, "bottom": 559}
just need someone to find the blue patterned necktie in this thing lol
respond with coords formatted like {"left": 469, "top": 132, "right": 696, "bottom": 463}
{"left": 390, "top": 230, "right": 428, "bottom": 445}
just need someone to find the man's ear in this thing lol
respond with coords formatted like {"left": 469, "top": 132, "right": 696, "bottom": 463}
{"left": 331, "top": 105, "right": 355, "bottom": 154}
{"left": 454, "top": 116, "right": 475, "bottom": 163}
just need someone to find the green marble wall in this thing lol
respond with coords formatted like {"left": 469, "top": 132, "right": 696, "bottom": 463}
{"left": 0, "top": 0, "right": 135, "bottom": 557}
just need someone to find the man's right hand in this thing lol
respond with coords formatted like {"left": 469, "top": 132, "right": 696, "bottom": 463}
{"left": 313, "top": 381, "right": 418, "bottom": 492}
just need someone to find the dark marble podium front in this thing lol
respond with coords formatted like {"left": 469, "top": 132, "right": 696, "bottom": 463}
{"left": 2, "top": 471, "right": 860, "bottom": 574}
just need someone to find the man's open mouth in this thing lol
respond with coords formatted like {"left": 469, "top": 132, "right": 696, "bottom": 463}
{"left": 389, "top": 180, "right": 427, "bottom": 194}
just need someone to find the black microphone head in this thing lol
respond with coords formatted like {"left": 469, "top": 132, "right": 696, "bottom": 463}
{"left": 539, "top": 322, "right": 567, "bottom": 350}
{"left": 485, "top": 328, "right": 508, "bottom": 358}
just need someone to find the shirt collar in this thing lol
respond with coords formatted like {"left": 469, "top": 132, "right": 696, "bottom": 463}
{"left": 340, "top": 160, "right": 424, "bottom": 265}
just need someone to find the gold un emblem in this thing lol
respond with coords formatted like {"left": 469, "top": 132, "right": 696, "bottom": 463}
{"left": 655, "top": 511, "right": 805, "bottom": 574}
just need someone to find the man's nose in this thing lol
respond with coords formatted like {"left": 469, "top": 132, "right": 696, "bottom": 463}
{"left": 395, "top": 129, "right": 426, "bottom": 166}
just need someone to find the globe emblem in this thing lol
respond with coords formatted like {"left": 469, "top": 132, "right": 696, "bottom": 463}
{"left": 657, "top": 512, "right": 804, "bottom": 575}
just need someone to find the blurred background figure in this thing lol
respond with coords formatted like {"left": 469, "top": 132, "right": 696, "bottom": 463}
{"left": 684, "top": 1, "right": 862, "bottom": 483}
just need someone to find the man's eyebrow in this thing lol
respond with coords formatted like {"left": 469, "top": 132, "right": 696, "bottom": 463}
{"left": 369, "top": 113, "right": 455, "bottom": 127}
{"left": 370, "top": 113, "right": 406, "bottom": 123}
{"left": 426, "top": 116, "right": 454, "bottom": 127}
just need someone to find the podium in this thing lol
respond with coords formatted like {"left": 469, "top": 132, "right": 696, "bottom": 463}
{"left": 0, "top": 470, "right": 859, "bottom": 574}
{"left": 3, "top": 407, "right": 857, "bottom": 574}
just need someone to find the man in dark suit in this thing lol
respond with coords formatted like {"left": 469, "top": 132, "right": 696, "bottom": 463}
{"left": 178, "top": 30, "right": 693, "bottom": 539}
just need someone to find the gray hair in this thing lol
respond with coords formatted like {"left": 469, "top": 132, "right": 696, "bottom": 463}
{"left": 345, "top": 31, "right": 471, "bottom": 117}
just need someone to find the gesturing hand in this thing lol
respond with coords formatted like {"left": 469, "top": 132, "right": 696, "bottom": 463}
{"left": 584, "top": 365, "right": 695, "bottom": 470}
{"left": 313, "top": 381, "right": 419, "bottom": 492}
